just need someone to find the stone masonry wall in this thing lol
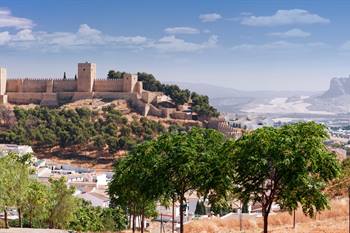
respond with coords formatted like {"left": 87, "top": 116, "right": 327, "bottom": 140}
{"left": 22, "top": 80, "right": 47, "bottom": 93}
{"left": 93, "top": 79, "right": 123, "bottom": 92}
{"left": 53, "top": 80, "right": 77, "bottom": 92}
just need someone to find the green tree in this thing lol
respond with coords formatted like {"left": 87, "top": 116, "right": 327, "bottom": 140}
{"left": 109, "top": 141, "right": 160, "bottom": 233}
{"left": 0, "top": 153, "right": 32, "bottom": 228}
{"left": 229, "top": 122, "right": 341, "bottom": 233}
{"left": 155, "top": 128, "right": 228, "bottom": 233}
{"left": 47, "top": 177, "right": 77, "bottom": 229}
{"left": 24, "top": 180, "right": 49, "bottom": 228}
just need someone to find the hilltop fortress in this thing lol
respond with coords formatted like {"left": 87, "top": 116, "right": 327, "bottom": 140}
{"left": 0, "top": 62, "right": 185, "bottom": 119}
{"left": 0, "top": 62, "right": 243, "bottom": 138}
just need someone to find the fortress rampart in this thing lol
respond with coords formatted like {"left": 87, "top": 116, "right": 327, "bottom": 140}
{"left": 0, "top": 63, "right": 145, "bottom": 106}
{"left": 0, "top": 62, "right": 203, "bottom": 122}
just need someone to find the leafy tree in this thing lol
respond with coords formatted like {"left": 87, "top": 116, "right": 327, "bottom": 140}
{"left": 24, "top": 180, "right": 49, "bottom": 228}
{"left": 229, "top": 122, "right": 341, "bottom": 233}
{"left": 63, "top": 72, "right": 67, "bottom": 80}
{"left": 109, "top": 140, "right": 161, "bottom": 233}
{"left": 0, "top": 153, "right": 32, "bottom": 228}
{"left": 107, "top": 70, "right": 125, "bottom": 80}
{"left": 47, "top": 177, "right": 77, "bottom": 229}
{"left": 155, "top": 127, "right": 228, "bottom": 233}
{"left": 191, "top": 92, "right": 219, "bottom": 118}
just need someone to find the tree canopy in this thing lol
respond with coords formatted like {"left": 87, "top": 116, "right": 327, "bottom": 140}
{"left": 228, "top": 122, "right": 341, "bottom": 233}
{"left": 109, "top": 127, "right": 229, "bottom": 233}
{"left": 0, "top": 106, "right": 167, "bottom": 152}
{"left": 107, "top": 70, "right": 219, "bottom": 117}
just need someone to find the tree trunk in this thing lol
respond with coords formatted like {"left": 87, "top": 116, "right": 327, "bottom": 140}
{"left": 293, "top": 209, "right": 296, "bottom": 229}
{"left": 29, "top": 210, "right": 33, "bottom": 228}
{"left": 128, "top": 211, "right": 132, "bottom": 229}
{"left": 132, "top": 209, "right": 136, "bottom": 233}
{"left": 263, "top": 209, "right": 269, "bottom": 233}
{"left": 141, "top": 208, "right": 145, "bottom": 233}
{"left": 172, "top": 198, "right": 175, "bottom": 233}
{"left": 4, "top": 209, "right": 8, "bottom": 229}
{"left": 18, "top": 208, "right": 22, "bottom": 228}
{"left": 180, "top": 195, "right": 184, "bottom": 233}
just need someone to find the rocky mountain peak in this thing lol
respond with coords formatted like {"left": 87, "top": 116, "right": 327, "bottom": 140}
{"left": 321, "top": 76, "right": 350, "bottom": 98}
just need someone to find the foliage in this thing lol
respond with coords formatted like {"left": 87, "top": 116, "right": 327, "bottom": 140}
{"left": 228, "top": 122, "right": 341, "bottom": 233}
{"left": 107, "top": 70, "right": 126, "bottom": 80}
{"left": 24, "top": 180, "right": 49, "bottom": 228}
{"left": 109, "top": 127, "right": 229, "bottom": 233}
{"left": 69, "top": 199, "right": 127, "bottom": 232}
{"left": 47, "top": 177, "right": 77, "bottom": 229}
{"left": 0, "top": 106, "right": 169, "bottom": 152}
{"left": 108, "top": 70, "right": 218, "bottom": 116}
{"left": 0, "top": 153, "right": 32, "bottom": 228}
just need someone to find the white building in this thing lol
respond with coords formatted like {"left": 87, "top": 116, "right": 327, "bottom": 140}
{"left": 0, "top": 144, "right": 33, "bottom": 157}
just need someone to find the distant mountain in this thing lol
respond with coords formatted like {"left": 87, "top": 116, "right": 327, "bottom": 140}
{"left": 306, "top": 76, "right": 350, "bottom": 113}
{"left": 168, "top": 82, "right": 321, "bottom": 114}
{"left": 320, "top": 76, "right": 350, "bottom": 98}
{"left": 171, "top": 82, "right": 319, "bottom": 99}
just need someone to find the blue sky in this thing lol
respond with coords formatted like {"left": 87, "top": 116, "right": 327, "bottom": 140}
{"left": 1, "top": 0, "right": 350, "bottom": 91}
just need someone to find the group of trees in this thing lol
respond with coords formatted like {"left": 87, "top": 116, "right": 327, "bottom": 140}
{"left": 109, "top": 122, "right": 341, "bottom": 233}
{"left": 108, "top": 70, "right": 219, "bottom": 117}
{"left": 0, "top": 106, "right": 168, "bottom": 152}
{"left": 0, "top": 153, "right": 127, "bottom": 231}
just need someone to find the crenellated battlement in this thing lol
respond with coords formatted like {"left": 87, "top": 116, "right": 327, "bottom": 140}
{"left": 0, "top": 62, "right": 144, "bottom": 106}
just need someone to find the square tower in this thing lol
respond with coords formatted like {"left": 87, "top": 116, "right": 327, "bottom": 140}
{"left": 122, "top": 73, "right": 138, "bottom": 92}
{"left": 0, "top": 68, "right": 7, "bottom": 104}
{"left": 0, "top": 68, "right": 6, "bottom": 95}
{"left": 77, "top": 62, "right": 96, "bottom": 92}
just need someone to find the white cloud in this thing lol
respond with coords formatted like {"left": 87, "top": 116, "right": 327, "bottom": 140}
{"left": 0, "top": 31, "right": 10, "bottom": 45}
{"left": 232, "top": 40, "right": 327, "bottom": 51}
{"left": 151, "top": 35, "right": 218, "bottom": 52}
{"left": 0, "top": 24, "right": 217, "bottom": 53}
{"left": 0, "top": 8, "right": 33, "bottom": 29}
{"left": 13, "top": 29, "right": 35, "bottom": 41}
{"left": 0, "top": 24, "right": 149, "bottom": 51}
{"left": 339, "top": 41, "right": 350, "bottom": 50}
{"left": 164, "top": 27, "right": 200, "bottom": 35}
{"left": 241, "top": 9, "right": 330, "bottom": 27}
{"left": 268, "top": 28, "right": 311, "bottom": 38}
{"left": 199, "top": 13, "right": 222, "bottom": 22}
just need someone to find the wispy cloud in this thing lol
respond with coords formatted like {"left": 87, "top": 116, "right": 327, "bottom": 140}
{"left": 199, "top": 13, "right": 222, "bottom": 22}
{"left": 150, "top": 35, "right": 218, "bottom": 52}
{"left": 0, "top": 24, "right": 217, "bottom": 53}
{"left": 241, "top": 9, "right": 330, "bottom": 27}
{"left": 339, "top": 41, "right": 350, "bottom": 50}
{"left": 0, "top": 8, "right": 33, "bottom": 29}
{"left": 164, "top": 27, "right": 200, "bottom": 35}
{"left": 268, "top": 28, "right": 311, "bottom": 38}
{"left": 0, "top": 24, "right": 148, "bottom": 50}
{"left": 232, "top": 41, "right": 327, "bottom": 51}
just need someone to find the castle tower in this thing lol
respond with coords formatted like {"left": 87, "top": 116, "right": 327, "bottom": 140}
{"left": 77, "top": 62, "right": 96, "bottom": 92}
{"left": 122, "top": 73, "right": 138, "bottom": 92}
{"left": 0, "top": 68, "right": 7, "bottom": 104}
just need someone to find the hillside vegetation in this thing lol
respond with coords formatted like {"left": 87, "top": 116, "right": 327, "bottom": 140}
{"left": 0, "top": 105, "right": 190, "bottom": 154}
{"left": 108, "top": 70, "right": 219, "bottom": 117}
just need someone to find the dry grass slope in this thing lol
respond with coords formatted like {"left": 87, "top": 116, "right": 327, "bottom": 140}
{"left": 185, "top": 198, "right": 349, "bottom": 233}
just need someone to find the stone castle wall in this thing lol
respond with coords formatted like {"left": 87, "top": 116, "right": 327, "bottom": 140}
{"left": 93, "top": 79, "right": 124, "bottom": 92}
{"left": 22, "top": 80, "right": 47, "bottom": 92}
{"left": 0, "top": 62, "right": 200, "bottom": 121}
{"left": 53, "top": 80, "right": 77, "bottom": 92}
